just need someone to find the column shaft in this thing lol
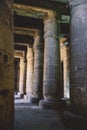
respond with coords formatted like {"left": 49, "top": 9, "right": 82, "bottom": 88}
{"left": 64, "top": 56, "right": 69, "bottom": 98}
{"left": 39, "top": 11, "right": 64, "bottom": 109}
{"left": 60, "top": 43, "right": 70, "bottom": 98}
{"left": 0, "top": 0, "right": 14, "bottom": 130}
{"left": 19, "top": 58, "right": 26, "bottom": 97}
{"left": 26, "top": 44, "right": 34, "bottom": 99}
{"left": 30, "top": 31, "right": 44, "bottom": 103}
{"left": 61, "top": 1, "right": 87, "bottom": 129}
{"left": 69, "top": 1, "right": 87, "bottom": 111}
{"left": 23, "top": 59, "right": 27, "bottom": 95}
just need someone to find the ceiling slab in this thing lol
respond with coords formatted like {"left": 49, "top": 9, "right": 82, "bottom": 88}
{"left": 14, "top": 27, "right": 36, "bottom": 36}
{"left": 14, "top": 0, "right": 69, "bottom": 15}
{"left": 14, "top": 15, "right": 44, "bottom": 30}
{"left": 14, "top": 33, "right": 34, "bottom": 44}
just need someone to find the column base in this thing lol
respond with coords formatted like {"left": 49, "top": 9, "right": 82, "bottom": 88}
{"left": 30, "top": 97, "right": 43, "bottom": 104}
{"left": 62, "top": 111, "right": 87, "bottom": 130}
{"left": 39, "top": 99, "right": 66, "bottom": 109}
{"left": 17, "top": 92, "right": 24, "bottom": 98}
{"left": 20, "top": 94, "right": 24, "bottom": 98}
{"left": 24, "top": 94, "right": 28, "bottom": 100}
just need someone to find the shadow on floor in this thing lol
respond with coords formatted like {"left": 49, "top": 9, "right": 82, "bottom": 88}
{"left": 14, "top": 95, "right": 69, "bottom": 130}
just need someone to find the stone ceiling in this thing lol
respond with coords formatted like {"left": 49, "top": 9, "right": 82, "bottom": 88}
{"left": 51, "top": 0, "right": 68, "bottom": 3}
{"left": 14, "top": 0, "right": 70, "bottom": 52}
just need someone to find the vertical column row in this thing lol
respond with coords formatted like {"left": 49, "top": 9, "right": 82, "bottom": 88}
{"left": 16, "top": 11, "right": 67, "bottom": 109}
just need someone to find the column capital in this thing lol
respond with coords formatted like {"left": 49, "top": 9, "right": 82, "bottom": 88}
{"left": 34, "top": 30, "right": 44, "bottom": 50}
{"left": 44, "top": 11, "right": 58, "bottom": 22}
{"left": 43, "top": 11, "right": 59, "bottom": 39}
{"left": 69, "top": 0, "right": 87, "bottom": 9}
{"left": 27, "top": 45, "right": 33, "bottom": 59}
{"left": 23, "top": 58, "right": 27, "bottom": 63}
{"left": 35, "top": 30, "right": 42, "bottom": 35}
{"left": 34, "top": 30, "right": 43, "bottom": 39}
{"left": 20, "top": 57, "right": 27, "bottom": 63}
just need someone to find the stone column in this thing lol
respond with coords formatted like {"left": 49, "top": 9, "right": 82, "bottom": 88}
{"left": 64, "top": 54, "right": 69, "bottom": 98}
{"left": 62, "top": 1, "right": 87, "bottom": 129}
{"left": 14, "top": 59, "right": 18, "bottom": 94}
{"left": 26, "top": 44, "right": 34, "bottom": 99}
{"left": 39, "top": 11, "right": 64, "bottom": 109}
{"left": 30, "top": 31, "right": 44, "bottom": 104}
{"left": 23, "top": 58, "right": 27, "bottom": 95}
{"left": 60, "top": 42, "right": 70, "bottom": 98}
{"left": 19, "top": 57, "right": 26, "bottom": 97}
{"left": 0, "top": 0, "right": 14, "bottom": 130}
{"left": 69, "top": 0, "right": 87, "bottom": 112}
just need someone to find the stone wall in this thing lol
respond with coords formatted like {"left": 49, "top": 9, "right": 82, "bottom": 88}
{"left": 0, "top": 0, "right": 14, "bottom": 130}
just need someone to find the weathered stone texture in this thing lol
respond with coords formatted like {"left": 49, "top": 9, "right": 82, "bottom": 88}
{"left": 0, "top": 0, "right": 14, "bottom": 130}
{"left": 43, "top": 12, "right": 61, "bottom": 100}
{"left": 70, "top": 1, "right": 87, "bottom": 109}
{"left": 26, "top": 44, "right": 34, "bottom": 98}
{"left": 69, "top": 0, "right": 87, "bottom": 8}
{"left": 19, "top": 57, "right": 26, "bottom": 96}
{"left": 31, "top": 31, "right": 44, "bottom": 103}
{"left": 39, "top": 11, "right": 63, "bottom": 109}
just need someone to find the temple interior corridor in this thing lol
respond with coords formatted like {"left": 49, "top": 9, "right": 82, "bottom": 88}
{"left": 0, "top": 0, "right": 87, "bottom": 130}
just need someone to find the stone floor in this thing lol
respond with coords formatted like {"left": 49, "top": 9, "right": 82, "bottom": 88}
{"left": 14, "top": 95, "right": 69, "bottom": 130}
